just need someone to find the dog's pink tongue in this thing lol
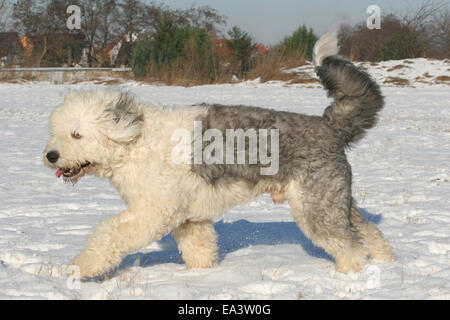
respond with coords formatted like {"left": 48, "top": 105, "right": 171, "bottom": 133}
{"left": 55, "top": 169, "right": 64, "bottom": 178}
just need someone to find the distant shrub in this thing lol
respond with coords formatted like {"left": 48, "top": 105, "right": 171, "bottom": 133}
{"left": 131, "top": 36, "right": 152, "bottom": 78}
{"left": 281, "top": 25, "right": 318, "bottom": 60}
{"left": 247, "top": 47, "right": 306, "bottom": 83}
{"left": 150, "top": 17, "right": 190, "bottom": 69}
{"left": 133, "top": 16, "right": 228, "bottom": 85}
{"left": 338, "top": 2, "right": 449, "bottom": 61}
{"left": 379, "top": 31, "right": 422, "bottom": 61}
{"left": 180, "top": 28, "right": 219, "bottom": 83}
{"left": 225, "top": 26, "right": 256, "bottom": 73}
{"left": 131, "top": 17, "right": 316, "bottom": 85}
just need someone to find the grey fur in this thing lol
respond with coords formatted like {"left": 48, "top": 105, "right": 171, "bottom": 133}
{"left": 103, "top": 91, "right": 144, "bottom": 143}
{"left": 192, "top": 104, "right": 339, "bottom": 184}
{"left": 190, "top": 40, "right": 392, "bottom": 272}
{"left": 317, "top": 55, "right": 384, "bottom": 146}
{"left": 106, "top": 92, "right": 144, "bottom": 125}
{"left": 192, "top": 54, "right": 384, "bottom": 184}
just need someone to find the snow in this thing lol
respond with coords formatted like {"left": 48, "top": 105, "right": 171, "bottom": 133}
{"left": 0, "top": 58, "right": 449, "bottom": 299}
{"left": 0, "top": 67, "right": 131, "bottom": 72}
{"left": 284, "top": 58, "right": 450, "bottom": 88}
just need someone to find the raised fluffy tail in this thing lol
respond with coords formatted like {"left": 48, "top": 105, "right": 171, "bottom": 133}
{"left": 313, "top": 30, "right": 384, "bottom": 146}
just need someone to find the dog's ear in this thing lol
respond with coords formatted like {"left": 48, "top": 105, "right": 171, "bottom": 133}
{"left": 101, "top": 92, "right": 144, "bottom": 144}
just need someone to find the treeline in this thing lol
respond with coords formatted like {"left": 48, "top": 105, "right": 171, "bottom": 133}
{"left": 339, "top": 1, "right": 449, "bottom": 61}
{"left": 7, "top": 0, "right": 228, "bottom": 67}
{"left": 131, "top": 22, "right": 255, "bottom": 85}
{"left": 0, "top": 0, "right": 319, "bottom": 84}
{"left": 131, "top": 20, "right": 317, "bottom": 85}
{"left": 1, "top": 0, "right": 448, "bottom": 85}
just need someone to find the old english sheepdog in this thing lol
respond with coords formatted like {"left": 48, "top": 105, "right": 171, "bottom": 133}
{"left": 43, "top": 31, "right": 394, "bottom": 279}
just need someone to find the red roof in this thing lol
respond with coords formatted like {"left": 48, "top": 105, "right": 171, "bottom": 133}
{"left": 214, "top": 39, "right": 268, "bottom": 56}
{"left": 255, "top": 44, "right": 268, "bottom": 53}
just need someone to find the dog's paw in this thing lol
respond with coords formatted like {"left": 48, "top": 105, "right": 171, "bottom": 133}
{"left": 335, "top": 249, "right": 369, "bottom": 274}
{"left": 69, "top": 251, "right": 113, "bottom": 279}
{"left": 371, "top": 239, "right": 395, "bottom": 262}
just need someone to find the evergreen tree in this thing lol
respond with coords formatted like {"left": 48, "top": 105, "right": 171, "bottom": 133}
{"left": 378, "top": 31, "right": 421, "bottom": 61}
{"left": 282, "top": 25, "right": 318, "bottom": 60}
{"left": 131, "top": 35, "right": 152, "bottom": 78}
{"left": 226, "top": 26, "right": 255, "bottom": 73}
{"left": 151, "top": 16, "right": 190, "bottom": 69}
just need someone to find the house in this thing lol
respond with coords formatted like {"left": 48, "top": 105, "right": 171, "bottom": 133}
{"left": 214, "top": 39, "right": 234, "bottom": 56}
{"left": 214, "top": 39, "right": 268, "bottom": 57}
{"left": 108, "top": 30, "right": 149, "bottom": 67}
{"left": 21, "top": 35, "right": 33, "bottom": 58}
{"left": 69, "top": 30, "right": 90, "bottom": 67}
{"left": 0, "top": 32, "right": 22, "bottom": 67}
{"left": 20, "top": 30, "right": 91, "bottom": 67}
{"left": 254, "top": 43, "right": 268, "bottom": 54}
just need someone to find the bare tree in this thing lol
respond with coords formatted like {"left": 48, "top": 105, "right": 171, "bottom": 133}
{"left": 401, "top": 0, "right": 448, "bottom": 55}
{"left": 0, "top": 0, "right": 8, "bottom": 31}
{"left": 77, "top": 0, "right": 107, "bottom": 66}
{"left": 117, "top": 0, "right": 146, "bottom": 42}
{"left": 337, "top": 0, "right": 449, "bottom": 60}
{"left": 401, "top": 0, "right": 447, "bottom": 30}
{"left": 79, "top": 0, "right": 101, "bottom": 53}
{"left": 13, "top": 0, "right": 46, "bottom": 66}
{"left": 141, "top": 1, "right": 168, "bottom": 32}
{"left": 172, "top": 5, "right": 227, "bottom": 39}
{"left": 114, "top": 0, "right": 149, "bottom": 66}
{"left": 69, "top": 0, "right": 120, "bottom": 66}
{"left": 97, "top": 0, "right": 119, "bottom": 51}
{"left": 10, "top": 0, "right": 229, "bottom": 67}
{"left": 13, "top": 0, "right": 71, "bottom": 67}
{"left": 429, "top": 7, "right": 450, "bottom": 57}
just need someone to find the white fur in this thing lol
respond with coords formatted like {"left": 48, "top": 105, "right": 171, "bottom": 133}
{"left": 43, "top": 89, "right": 267, "bottom": 278}
{"left": 312, "top": 30, "right": 339, "bottom": 67}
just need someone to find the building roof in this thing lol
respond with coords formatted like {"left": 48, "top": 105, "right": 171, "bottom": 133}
{"left": 0, "top": 32, "right": 21, "bottom": 57}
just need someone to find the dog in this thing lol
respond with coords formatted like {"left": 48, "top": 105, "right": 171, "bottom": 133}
{"left": 43, "top": 31, "right": 394, "bottom": 279}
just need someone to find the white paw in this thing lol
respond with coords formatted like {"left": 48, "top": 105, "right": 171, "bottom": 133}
{"left": 69, "top": 251, "right": 115, "bottom": 279}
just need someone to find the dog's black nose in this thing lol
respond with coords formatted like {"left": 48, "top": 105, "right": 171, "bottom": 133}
{"left": 46, "top": 151, "right": 59, "bottom": 163}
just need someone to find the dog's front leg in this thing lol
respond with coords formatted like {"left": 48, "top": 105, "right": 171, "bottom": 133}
{"left": 69, "top": 209, "right": 172, "bottom": 279}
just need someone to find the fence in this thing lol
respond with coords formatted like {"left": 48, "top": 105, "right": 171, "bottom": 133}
{"left": 0, "top": 67, "right": 132, "bottom": 84}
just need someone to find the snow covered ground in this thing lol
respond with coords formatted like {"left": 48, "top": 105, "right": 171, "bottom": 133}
{"left": 0, "top": 59, "right": 449, "bottom": 299}
{"left": 284, "top": 57, "right": 450, "bottom": 88}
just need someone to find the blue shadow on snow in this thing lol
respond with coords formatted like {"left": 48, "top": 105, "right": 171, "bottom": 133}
{"left": 118, "top": 208, "right": 382, "bottom": 271}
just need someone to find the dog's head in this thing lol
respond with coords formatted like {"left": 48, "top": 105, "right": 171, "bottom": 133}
{"left": 43, "top": 89, "right": 144, "bottom": 183}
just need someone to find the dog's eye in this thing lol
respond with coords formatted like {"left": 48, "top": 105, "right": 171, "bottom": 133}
{"left": 71, "top": 132, "right": 82, "bottom": 139}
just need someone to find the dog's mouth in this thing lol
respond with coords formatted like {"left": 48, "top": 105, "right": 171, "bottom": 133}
{"left": 55, "top": 162, "right": 91, "bottom": 182}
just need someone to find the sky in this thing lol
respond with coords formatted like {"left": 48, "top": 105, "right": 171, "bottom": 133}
{"left": 150, "top": 0, "right": 438, "bottom": 45}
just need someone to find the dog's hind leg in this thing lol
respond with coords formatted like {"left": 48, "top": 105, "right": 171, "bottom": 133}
{"left": 350, "top": 203, "right": 395, "bottom": 262}
{"left": 70, "top": 209, "right": 176, "bottom": 279}
{"left": 173, "top": 220, "right": 218, "bottom": 269}
{"left": 285, "top": 167, "right": 370, "bottom": 273}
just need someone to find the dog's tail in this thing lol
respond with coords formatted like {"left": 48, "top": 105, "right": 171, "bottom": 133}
{"left": 313, "top": 30, "right": 384, "bottom": 146}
